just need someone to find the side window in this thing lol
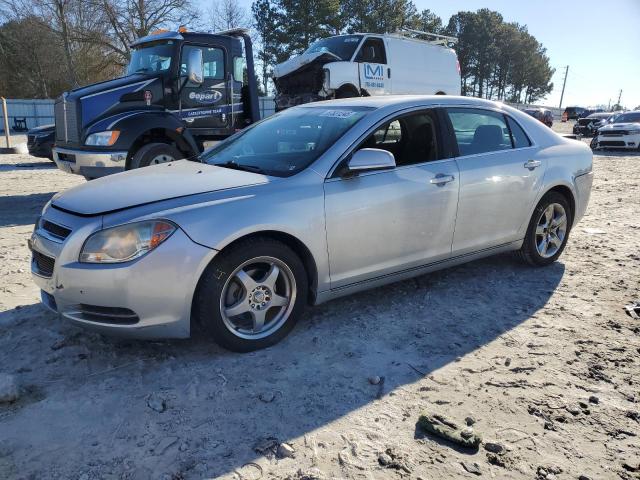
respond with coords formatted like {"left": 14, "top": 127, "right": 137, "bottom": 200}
{"left": 506, "top": 116, "right": 532, "bottom": 148}
{"left": 181, "top": 46, "right": 224, "bottom": 83}
{"left": 356, "top": 38, "right": 387, "bottom": 64}
{"left": 356, "top": 111, "right": 440, "bottom": 166}
{"left": 447, "top": 108, "right": 512, "bottom": 156}
{"left": 233, "top": 56, "right": 245, "bottom": 83}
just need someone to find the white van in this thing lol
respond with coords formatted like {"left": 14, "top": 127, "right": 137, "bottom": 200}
{"left": 273, "top": 30, "right": 461, "bottom": 110}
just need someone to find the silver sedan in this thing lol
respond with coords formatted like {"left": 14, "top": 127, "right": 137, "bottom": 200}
{"left": 30, "top": 96, "right": 593, "bottom": 351}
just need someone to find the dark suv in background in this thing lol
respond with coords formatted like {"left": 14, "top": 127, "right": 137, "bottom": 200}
{"left": 524, "top": 107, "right": 554, "bottom": 127}
{"left": 563, "top": 106, "right": 585, "bottom": 120}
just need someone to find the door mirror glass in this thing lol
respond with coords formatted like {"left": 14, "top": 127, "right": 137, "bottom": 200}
{"left": 348, "top": 148, "right": 396, "bottom": 172}
{"left": 186, "top": 48, "right": 204, "bottom": 85}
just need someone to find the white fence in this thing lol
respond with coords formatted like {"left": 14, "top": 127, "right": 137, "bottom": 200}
{"left": 0, "top": 99, "right": 55, "bottom": 132}
{"left": 0, "top": 96, "right": 560, "bottom": 133}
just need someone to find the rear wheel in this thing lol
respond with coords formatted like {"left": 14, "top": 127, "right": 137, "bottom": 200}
{"left": 517, "top": 192, "right": 572, "bottom": 266}
{"left": 129, "top": 143, "right": 182, "bottom": 170}
{"left": 194, "top": 238, "right": 308, "bottom": 352}
{"left": 335, "top": 85, "right": 359, "bottom": 99}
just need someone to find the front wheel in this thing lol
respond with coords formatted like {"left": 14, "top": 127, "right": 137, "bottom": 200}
{"left": 129, "top": 143, "right": 182, "bottom": 170}
{"left": 517, "top": 192, "right": 572, "bottom": 266}
{"left": 194, "top": 238, "right": 308, "bottom": 352}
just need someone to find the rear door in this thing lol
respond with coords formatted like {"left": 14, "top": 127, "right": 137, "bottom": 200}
{"left": 446, "top": 108, "right": 545, "bottom": 254}
{"left": 355, "top": 37, "right": 391, "bottom": 95}
{"left": 179, "top": 44, "right": 229, "bottom": 129}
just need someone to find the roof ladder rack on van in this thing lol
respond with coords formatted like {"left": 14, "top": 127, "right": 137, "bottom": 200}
{"left": 394, "top": 28, "right": 458, "bottom": 46}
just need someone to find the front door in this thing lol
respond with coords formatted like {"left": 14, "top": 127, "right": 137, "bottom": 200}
{"left": 324, "top": 110, "right": 459, "bottom": 288}
{"left": 179, "top": 44, "right": 229, "bottom": 130}
{"left": 446, "top": 107, "right": 546, "bottom": 254}
{"left": 356, "top": 37, "right": 391, "bottom": 96}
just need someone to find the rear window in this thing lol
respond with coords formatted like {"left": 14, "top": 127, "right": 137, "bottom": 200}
{"left": 506, "top": 117, "right": 531, "bottom": 148}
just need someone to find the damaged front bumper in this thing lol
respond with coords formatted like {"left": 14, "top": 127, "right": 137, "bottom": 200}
{"left": 275, "top": 92, "right": 325, "bottom": 112}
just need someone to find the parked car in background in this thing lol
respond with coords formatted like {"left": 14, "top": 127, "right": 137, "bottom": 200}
{"left": 591, "top": 111, "right": 640, "bottom": 150}
{"left": 563, "top": 106, "right": 585, "bottom": 120}
{"left": 578, "top": 108, "right": 603, "bottom": 119}
{"left": 524, "top": 107, "right": 554, "bottom": 127}
{"left": 273, "top": 30, "right": 461, "bottom": 110}
{"left": 29, "top": 95, "right": 593, "bottom": 352}
{"left": 27, "top": 124, "right": 55, "bottom": 160}
{"left": 573, "top": 112, "right": 613, "bottom": 137}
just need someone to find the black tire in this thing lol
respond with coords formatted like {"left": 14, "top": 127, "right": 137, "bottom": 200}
{"left": 517, "top": 191, "right": 573, "bottom": 267}
{"left": 194, "top": 237, "right": 308, "bottom": 352}
{"left": 335, "top": 85, "right": 359, "bottom": 99}
{"left": 129, "top": 143, "right": 182, "bottom": 170}
{"left": 590, "top": 137, "right": 598, "bottom": 150}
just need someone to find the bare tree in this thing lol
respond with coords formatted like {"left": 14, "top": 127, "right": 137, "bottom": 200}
{"left": 208, "top": 0, "right": 250, "bottom": 32}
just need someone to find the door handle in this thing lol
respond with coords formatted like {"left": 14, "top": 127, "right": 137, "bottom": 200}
{"left": 524, "top": 159, "right": 541, "bottom": 170}
{"left": 430, "top": 174, "right": 455, "bottom": 186}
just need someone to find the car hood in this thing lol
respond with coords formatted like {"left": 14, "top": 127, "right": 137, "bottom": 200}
{"left": 51, "top": 160, "right": 269, "bottom": 216}
{"left": 28, "top": 124, "right": 55, "bottom": 134}
{"left": 599, "top": 122, "right": 640, "bottom": 131}
{"left": 273, "top": 51, "right": 340, "bottom": 78}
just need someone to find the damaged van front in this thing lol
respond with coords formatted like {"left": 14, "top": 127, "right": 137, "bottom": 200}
{"left": 273, "top": 35, "right": 363, "bottom": 111}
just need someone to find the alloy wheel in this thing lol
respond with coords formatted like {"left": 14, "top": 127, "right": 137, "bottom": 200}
{"left": 535, "top": 203, "right": 568, "bottom": 258}
{"left": 220, "top": 256, "right": 296, "bottom": 339}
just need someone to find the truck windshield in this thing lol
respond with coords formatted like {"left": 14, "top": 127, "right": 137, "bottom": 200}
{"left": 201, "top": 106, "right": 373, "bottom": 177}
{"left": 304, "top": 35, "right": 363, "bottom": 61}
{"left": 126, "top": 41, "right": 174, "bottom": 75}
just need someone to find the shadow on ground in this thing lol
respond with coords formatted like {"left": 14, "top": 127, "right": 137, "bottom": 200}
{"left": 0, "top": 255, "right": 565, "bottom": 478}
{"left": 0, "top": 192, "right": 56, "bottom": 227}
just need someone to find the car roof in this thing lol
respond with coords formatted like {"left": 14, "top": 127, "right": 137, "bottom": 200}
{"left": 300, "top": 95, "right": 507, "bottom": 110}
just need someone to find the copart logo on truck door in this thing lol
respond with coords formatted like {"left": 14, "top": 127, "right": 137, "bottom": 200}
{"left": 189, "top": 90, "right": 223, "bottom": 104}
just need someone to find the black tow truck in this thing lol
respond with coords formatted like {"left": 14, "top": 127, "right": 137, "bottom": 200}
{"left": 52, "top": 28, "right": 259, "bottom": 179}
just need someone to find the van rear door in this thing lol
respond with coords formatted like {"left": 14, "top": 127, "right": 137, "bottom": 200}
{"left": 355, "top": 37, "right": 391, "bottom": 95}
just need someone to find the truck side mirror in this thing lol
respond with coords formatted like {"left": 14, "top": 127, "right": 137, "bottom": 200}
{"left": 186, "top": 49, "right": 204, "bottom": 85}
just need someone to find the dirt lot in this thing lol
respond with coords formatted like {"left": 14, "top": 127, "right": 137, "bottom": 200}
{"left": 1, "top": 125, "right": 639, "bottom": 480}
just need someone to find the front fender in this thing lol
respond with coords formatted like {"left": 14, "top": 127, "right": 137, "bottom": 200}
{"left": 86, "top": 110, "right": 200, "bottom": 158}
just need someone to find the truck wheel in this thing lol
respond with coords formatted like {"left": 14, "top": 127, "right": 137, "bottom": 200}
{"left": 129, "top": 143, "right": 183, "bottom": 170}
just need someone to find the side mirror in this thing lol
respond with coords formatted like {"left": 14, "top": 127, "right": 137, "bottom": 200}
{"left": 347, "top": 148, "right": 396, "bottom": 173}
{"left": 186, "top": 49, "right": 204, "bottom": 85}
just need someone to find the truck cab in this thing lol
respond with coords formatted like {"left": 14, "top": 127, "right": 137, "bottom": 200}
{"left": 273, "top": 30, "right": 461, "bottom": 111}
{"left": 52, "top": 28, "right": 259, "bottom": 179}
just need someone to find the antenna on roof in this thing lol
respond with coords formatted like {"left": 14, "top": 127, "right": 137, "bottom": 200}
{"left": 394, "top": 28, "right": 458, "bottom": 46}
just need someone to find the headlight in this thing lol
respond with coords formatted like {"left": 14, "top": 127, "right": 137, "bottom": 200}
{"left": 85, "top": 130, "right": 120, "bottom": 147}
{"left": 79, "top": 220, "right": 176, "bottom": 263}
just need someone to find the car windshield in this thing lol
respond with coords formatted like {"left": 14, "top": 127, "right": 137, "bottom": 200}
{"left": 126, "top": 41, "right": 174, "bottom": 75}
{"left": 201, "top": 106, "right": 372, "bottom": 177}
{"left": 612, "top": 112, "right": 640, "bottom": 124}
{"left": 304, "top": 35, "right": 363, "bottom": 61}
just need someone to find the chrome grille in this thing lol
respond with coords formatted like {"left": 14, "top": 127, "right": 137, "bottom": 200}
{"left": 600, "top": 130, "right": 628, "bottom": 136}
{"left": 54, "top": 96, "right": 80, "bottom": 144}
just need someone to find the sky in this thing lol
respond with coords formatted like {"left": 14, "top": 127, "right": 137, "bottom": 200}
{"left": 203, "top": 0, "right": 640, "bottom": 109}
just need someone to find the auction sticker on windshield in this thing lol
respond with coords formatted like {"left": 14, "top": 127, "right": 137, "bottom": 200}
{"left": 319, "top": 110, "right": 357, "bottom": 118}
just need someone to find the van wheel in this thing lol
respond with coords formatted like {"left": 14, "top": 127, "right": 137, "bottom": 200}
{"left": 335, "top": 85, "right": 359, "bottom": 99}
{"left": 517, "top": 192, "right": 572, "bottom": 267}
{"left": 194, "top": 237, "right": 308, "bottom": 352}
{"left": 129, "top": 143, "right": 183, "bottom": 169}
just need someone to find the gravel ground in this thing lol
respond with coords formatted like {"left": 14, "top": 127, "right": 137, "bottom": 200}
{"left": 1, "top": 125, "right": 639, "bottom": 480}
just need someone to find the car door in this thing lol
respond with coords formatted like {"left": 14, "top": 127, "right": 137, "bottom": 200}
{"left": 446, "top": 107, "right": 545, "bottom": 255}
{"left": 355, "top": 37, "right": 391, "bottom": 95}
{"left": 324, "top": 109, "right": 459, "bottom": 288}
{"left": 179, "top": 44, "right": 229, "bottom": 129}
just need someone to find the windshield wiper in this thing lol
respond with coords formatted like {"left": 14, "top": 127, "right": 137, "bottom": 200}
{"left": 216, "top": 160, "right": 266, "bottom": 174}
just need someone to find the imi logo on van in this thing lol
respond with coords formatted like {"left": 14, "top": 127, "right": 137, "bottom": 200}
{"left": 189, "top": 90, "right": 223, "bottom": 104}
{"left": 364, "top": 64, "right": 384, "bottom": 81}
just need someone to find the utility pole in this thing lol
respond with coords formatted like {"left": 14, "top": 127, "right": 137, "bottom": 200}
{"left": 558, "top": 65, "right": 569, "bottom": 110}
{"left": 616, "top": 89, "right": 622, "bottom": 109}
